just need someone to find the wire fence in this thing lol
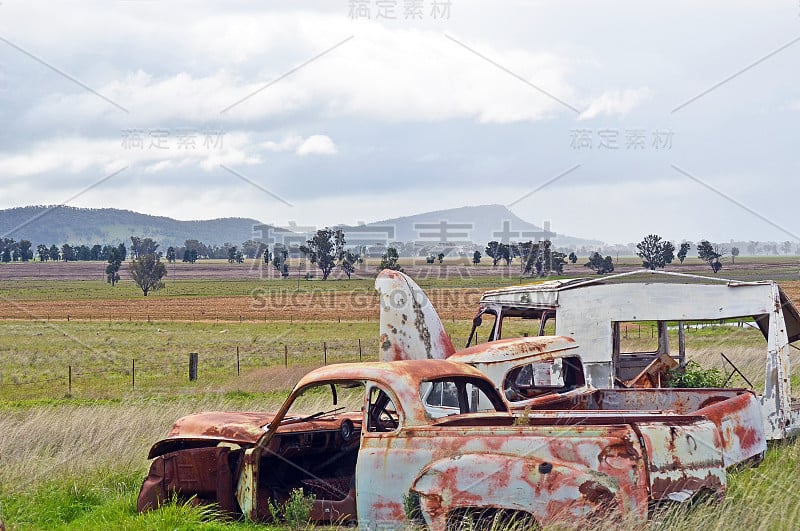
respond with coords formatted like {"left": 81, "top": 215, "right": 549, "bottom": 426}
{"left": 0, "top": 331, "right": 482, "bottom": 400}
{"left": 0, "top": 338, "right": 388, "bottom": 399}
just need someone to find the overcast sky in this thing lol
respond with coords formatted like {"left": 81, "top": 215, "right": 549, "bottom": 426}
{"left": 0, "top": 1, "right": 798, "bottom": 244}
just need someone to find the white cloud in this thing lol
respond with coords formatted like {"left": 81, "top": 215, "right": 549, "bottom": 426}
{"left": 22, "top": 16, "right": 578, "bottom": 127}
{"left": 296, "top": 135, "right": 337, "bottom": 156}
{"left": 262, "top": 134, "right": 337, "bottom": 156}
{"left": 262, "top": 135, "right": 303, "bottom": 153}
{"left": 0, "top": 132, "right": 261, "bottom": 178}
{"left": 578, "top": 88, "right": 652, "bottom": 120}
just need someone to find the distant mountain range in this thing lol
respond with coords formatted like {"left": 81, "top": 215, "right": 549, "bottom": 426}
{"left": 336, "top": 204, "right": 602, "bottom": 248}
{"left": 0, "top": 206, "right": 262, "bottom": 247}
{"left": 0, "top": 204, "right": 603, "bottom": 248}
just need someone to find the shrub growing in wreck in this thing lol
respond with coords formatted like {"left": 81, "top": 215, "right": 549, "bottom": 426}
{"left": 266, "top": 488, "right": 315, "bottom": 530}
{"left": 668, "top": 361, "right": 725, "bottom": 388}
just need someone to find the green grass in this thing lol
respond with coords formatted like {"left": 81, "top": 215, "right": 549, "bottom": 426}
{"left": 0, "top": 278, "right": 379, "bottom": 301}
{"left": 2, "top": 260, "right": 800, "bottom": 529}
{"left": 0, "top": 320, "right": 477, "bottom": 400}
{"left": 1, "top": 398, "right": 799, "bottom": 530}
{"left": 0, "top": 396, "right": 290, "bottom": 531}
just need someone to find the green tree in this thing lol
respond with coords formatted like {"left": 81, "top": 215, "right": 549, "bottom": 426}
{"left": 61, "top": 244, "right": 75, "bottom": 262}
{"left": 568, "top": 252, "right": 578, "bottom": 264}
{"left": 585, "top": 252, "right": 614, "bottom": 274}
{"left": 697, "top": 240, "right": 725, "bottom": 273}
{"left": 636, "top": 234, "right": 675, "bottom": 270}
{"left": 183, "top": 239, "right": 205, "bottom": 260}
{"left": 378, "top": 247, "right": 403, "bottom": 272}
{"left": 49, "top": 244, "right": 60, "bottom": 261}
{"left": 18, "top": 240, "right": 32, "bottom": 262}
{"left": 166, "top": 246, "right": 176, "bottom": 263}
{"left": 437, "top": 252, "right": 445, "bottom": 264}
{"left": 551, "top": 252, "right": 567, "bottom": 275}
{"left": 677, "top": 242, "right": 691, "bottom": 264}
{"left": 183, "top": 249, "right": 198, "bottom": 263}
{"left": 272, "top": 244, "right": 289, "bottom": 278}
{"left": 129, "top": 236, "right": 141, "bottom": 259}
{"left": 300, "top": 228, "right": 337, "bottom": 280}
{"left": 76, "top": 245, "right": 91, "bottom": 261}
{"left": 519, "top": 240, "right": 563, "bottom": 277}
{"left": 90, "top": 244, "right": 102, "bottom": 261}
{"left": 100, "top": 245, "right": 112, "bottom": 261}
{"left": 227, "top": 246, "right": 238, "bottom": 263}
{"left": 36, "top": 244, "right": 49, "bottom": 262}
{"left": 129, "top": 254, "right": 167, "bottom": 296}
{"left": 340, "top": 250, "right": 357, "bottom": 279}
{"left": 241, "top": 240, "right": 261, "bottom": 259}
{"left": 106, "top": 247, "right": 123, "bottom": 286}
{"left": 500, "top": 243, "right": 512, "bottom": 265}
{"left": 1, "top": 247, "right": 10, "bottom": 263}
{"left": 731, "top": 246, "right": 740, "bottom": 264}
{"left": 117, "top": 243, "right": 127, "bottom": 261}
{"left": 472, "top": 250, "right": 481, "bottom": 265}
{"left": 485, "top": 241, "right": 502, "bottom": 266}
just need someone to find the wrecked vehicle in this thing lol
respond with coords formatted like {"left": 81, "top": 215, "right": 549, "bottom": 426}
{"left": 139, "top": 359, "right": 761, "bottom": 529}
{"left": 456, "top": 269, "right": 800, "bottom": 441}
{"left": 375, "top": 269, "right": 768, "bottom": 467}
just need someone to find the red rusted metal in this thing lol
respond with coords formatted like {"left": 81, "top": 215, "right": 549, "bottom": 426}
{"left": 139, "top": 359, "right": 764, "bottom": 528}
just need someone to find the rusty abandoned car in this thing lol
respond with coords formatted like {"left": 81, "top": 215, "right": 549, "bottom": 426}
{"left": 136, "top": 270, "right": 791, "bottom": 528}
{"left": 139, "top": 356, "right": 766, "bottom": 528}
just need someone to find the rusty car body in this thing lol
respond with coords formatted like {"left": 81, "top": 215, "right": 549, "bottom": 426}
{"left": 375, "top": 269, "right": 768, "bottom": 468}
{"left": 458, "top": 269, "right": 800, "bottom": 441}
{"left": 375, "top": 269, "right": 800, "bottom": 441}
{"left": 140, "top": 358, "right": 765, "bottom": 529}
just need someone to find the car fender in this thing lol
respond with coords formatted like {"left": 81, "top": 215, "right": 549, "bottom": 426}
{"left": 409, "top": 453, "right": 628, "bottom": 529}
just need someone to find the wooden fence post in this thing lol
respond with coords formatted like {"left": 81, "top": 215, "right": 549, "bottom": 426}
{"left": 189, "top": 353, "right": 198, "bottom": 381}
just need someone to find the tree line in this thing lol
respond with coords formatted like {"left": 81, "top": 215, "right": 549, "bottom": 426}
{"left": 0, "top": 231, "right": 785, "bottom": 288}
{"left": 0, "top": 238, "right": 127, "bottom": 263}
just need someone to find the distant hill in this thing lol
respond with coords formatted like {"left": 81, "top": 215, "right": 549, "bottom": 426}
{"left": 0, "top": 204, "right": 603, "bottom": 249}
{"left": 337, "top": 204, "right": 602, "bottom": 248}
{"left": 0, "top": 206, "right": 263, "bottom": 247}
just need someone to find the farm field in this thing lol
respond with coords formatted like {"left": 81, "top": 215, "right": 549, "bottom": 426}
{"left": 1, "top": 259, "right": 800, "bottom": 529}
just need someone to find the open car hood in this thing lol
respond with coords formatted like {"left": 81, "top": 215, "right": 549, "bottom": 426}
{"left": 148, "top": 411, "right": 276, "bottom": 458}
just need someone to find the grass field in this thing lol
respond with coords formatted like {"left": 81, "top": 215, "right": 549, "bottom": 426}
{"left": 2, "top": 260, "right": 800, "bottom": 529}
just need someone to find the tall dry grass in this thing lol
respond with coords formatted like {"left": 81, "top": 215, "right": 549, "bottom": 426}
{"left": 0, "top": 395, "right": 284, "bottom": 492}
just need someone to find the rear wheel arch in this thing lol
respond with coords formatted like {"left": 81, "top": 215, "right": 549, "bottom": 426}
{"left": 410, "top": 454, "right": 625, "bottom": 528}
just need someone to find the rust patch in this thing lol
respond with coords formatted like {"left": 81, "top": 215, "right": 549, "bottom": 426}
{"left": 733, "top": 424, "right": 759, "bottom": 450}
{"left": 579, "top": 480, "right": 615, "bottom": 506}
{"left": 412, "top": 297, "right": 433, "bottom": 358}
